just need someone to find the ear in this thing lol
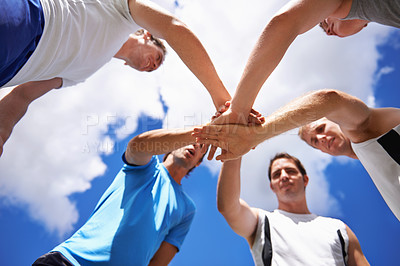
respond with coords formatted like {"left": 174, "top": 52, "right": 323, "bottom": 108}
{"left": 269, "top": 181, "right": 275, "bottom": 192}
{"left": 143, "top": 30, "right": 152, "bottom": 40}
{"left": 303, "top": 174, "right": 309, "bottom": 188}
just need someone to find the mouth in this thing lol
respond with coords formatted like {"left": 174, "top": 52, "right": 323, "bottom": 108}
{"left": 281, "top": 183, "right": 292, "bottom": 190}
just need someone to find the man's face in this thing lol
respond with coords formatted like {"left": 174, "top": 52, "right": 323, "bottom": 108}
{"left": 125, "top": 33, "right": 165, "bottom": 72}
{"left": 302, "top": 118, "right": 352, "bottom": 156}
{"left": 320, "top": 17, "right": 368, "bottom": 37}
{"left": 269, "top": 158, "right": 308, "bottom": 201}
{"left": 170, "top": 143, "right": 206, "bottom": 170}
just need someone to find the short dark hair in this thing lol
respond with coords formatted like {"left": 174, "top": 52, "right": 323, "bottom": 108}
{"left": 268, "top": 152, "right": 307, "bottom": 180}
{"left": 163, "top": 146, "right": 208, "bottom": 176}
{"left": 135, "top": 29, "right": 167, "bottom": 57}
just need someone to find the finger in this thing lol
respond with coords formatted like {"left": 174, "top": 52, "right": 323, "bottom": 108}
{"left": 250, "top": 108, "right": 260, "bottom": 116}
{"left": 207, "top": 145, "right": 218, "bottom": 160}
{"left": 216, "top": 152, "right": 237, "bottom": 162}
{"left": 201, "top": 144, "right": 209, "bottom": 154}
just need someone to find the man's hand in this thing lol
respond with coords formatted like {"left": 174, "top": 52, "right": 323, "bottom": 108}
{"left": 205, "top": 102, "right": 264, "bottom": 160}
{"left": 192, "top": 124, "right": 263, "bottom": 161}
{"left": 212, "top": 101, "right": 264, "bottom": 126}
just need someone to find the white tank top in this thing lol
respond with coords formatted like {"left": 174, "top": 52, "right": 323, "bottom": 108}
{"left": 351, "top": 124, "right": 400, "bottom": 221}
{"left": 251, "top": 209, "right": 349, "bottom": 266}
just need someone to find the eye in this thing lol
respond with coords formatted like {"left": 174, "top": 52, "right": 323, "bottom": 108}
{"left": 272, "top": 171, "right": 280, "bottom": 179}
{"left": 316, "top": 124, "right": 325, "bottom": 133}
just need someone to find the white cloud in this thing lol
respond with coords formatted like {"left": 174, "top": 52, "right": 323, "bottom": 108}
{"left": 0, "top": 0, "right": 394, "bottom": 236}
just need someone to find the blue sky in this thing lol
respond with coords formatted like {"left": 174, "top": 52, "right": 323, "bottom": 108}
{"left": 0, "top": 0, "right": 399, "bottom": 265}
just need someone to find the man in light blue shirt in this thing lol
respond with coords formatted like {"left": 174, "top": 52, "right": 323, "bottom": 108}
{"left": 33, "top": 127, "right": 207, "bottom": 265}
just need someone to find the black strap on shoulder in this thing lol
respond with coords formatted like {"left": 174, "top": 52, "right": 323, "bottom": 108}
{"left": 377, "top": 129, "right": 400, "bottom": 165}
{"left": 262, "top": 215, "right": 273, "bottom": 266}
{"left": 337, "top": 229, "right": 348, "bottom": 266}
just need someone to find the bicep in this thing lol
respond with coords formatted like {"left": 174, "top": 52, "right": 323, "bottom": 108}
{"left": 148, "top": 241, "right": 178, "bottom": 266}
{"left": 129, "top": 0, "right": 180, "bottom": 39}
{"left": 224, "top": 203, "right": 259, "bottom": 245}
{"left": 325, "top": 90, "right": 371, "bottom": 133}
{"left": 346, "top": 225, "right": 370, "bottom": 266}
{"left": 124, "top": 137, "right": 153, "bottom": 166}
{"left": 274, "top": 0, "right": 343, "bottom": 35}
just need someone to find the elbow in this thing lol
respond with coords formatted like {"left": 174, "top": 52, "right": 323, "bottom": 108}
{"left": 217, "top": 196, "right": 229, "bottom": 216}
{"left": 313, "top": 88, "right": 343, "bottom": 103}
{"left": 268, "top": 12, "right": 302, "bottom": 36}
{"left": 217, "top": 197, "right": 237, "bottom": 218}
{"left": 127, "top": 135, "right": 145, "bottom": 154}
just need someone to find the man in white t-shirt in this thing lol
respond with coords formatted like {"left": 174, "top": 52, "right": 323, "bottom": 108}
{"left": 0, "top": 0, "right": 232, "bottom": 157}
{"left": 218, "top": 152, "right": 369, "bottom": 265}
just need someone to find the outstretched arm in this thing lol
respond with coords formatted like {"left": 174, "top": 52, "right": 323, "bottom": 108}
{"left": 0, "top": 78, "right": 62, "bottom": 157}
{"left": 125, "top": 127, "right": 198, "bottom": 166}
{"left": 129, "top": 0, "right": 231, "bottom": 109}
{"left": 346, "top": 225, "right": 370, "bottom": 266}
{"left": 213, "top": 0, "right": 344, "bottom": 124}
{"left": 193, "top": 89, "right": 372, "bottom": 160}
{"left": 218, "top": 158, "right": 259, "bottom": 246}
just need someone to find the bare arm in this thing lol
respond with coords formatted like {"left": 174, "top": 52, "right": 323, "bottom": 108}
{"left": 218, "top": 158, "right": 259, "bottom": 246}
{"left": 129, "top": 0, "right": 231, "bottom": 109}
{"left": 193, "top": 89, "right": 372, "bottom": 160}
{"left": 214, "top": 0, "right": 343, "bottom": 123}
{"left": 148, "top": 241, "right": 178, "bottom": 266}
{"left": 125, "top": 127, "right": 197, "bottom": 166}
{"left": 0, "top": 78, "right": 62, "bottom": 157}
{"left": 346, "top": 225, "right": 370, "bottom": 266}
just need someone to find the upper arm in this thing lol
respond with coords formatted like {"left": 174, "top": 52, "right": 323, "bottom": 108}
{"left": 223, "top": 203, "right": 259, "bottom": 246}
{"left": 309, "top": 89, "right": 371, "bottom": 138}
{"left": 124, "top": 135, "right": 154, "bottom": 166}
{"left": 346, "top": 225, "right": 370, "bottom": 266}
{"left": 272, "top": 0, "right": 343, "bottom": 35}
{"left": 16, "top": 78, "right": 62, "bottom": 102}
{"left": 148, "top": 241, "right": 178, "bottom": 266}
{"left": 129, "top": 0, "right": 183, "bottom": 39}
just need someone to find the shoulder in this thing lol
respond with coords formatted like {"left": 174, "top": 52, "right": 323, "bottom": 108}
{"left": 122, "top": 153, "right": 159, "bottom": 170}
{"left": 349, "top": 108, "right": 400, "bottom": 143}
{"left": 315, "top": 215, "right": 347, "bottom": 229}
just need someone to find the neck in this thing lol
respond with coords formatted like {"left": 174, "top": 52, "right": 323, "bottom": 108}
{"left": 162, "top": 161, "right": 187, "bottom": 185}
{"left": 277, "top": 196, "right": 310, "bottom": 214}
{"left": 114, "top": 35, "right": 135, "bottom": 59}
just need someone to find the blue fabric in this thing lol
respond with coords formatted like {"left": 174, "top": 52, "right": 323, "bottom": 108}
{"left": 0, "top": 0, "right": 44, "bottom": 87}
{"left": 53, "top": 155, "right": 196, "bottom": 265}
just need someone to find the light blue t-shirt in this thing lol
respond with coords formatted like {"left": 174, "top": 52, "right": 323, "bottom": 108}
{"left": 53, "top": 155, "right": 196, "bottom": 265}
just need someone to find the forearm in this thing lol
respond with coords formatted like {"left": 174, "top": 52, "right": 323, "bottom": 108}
{"left": 256, "top": 89, "right": 365, "bottom": 143}
{"left": 230, "top": 15, "right": 298, "bottom": 116}
{"left": 127, "top": 127, "right": 196, "bottom": 157}
{"left": 165, "top": 22, "right": 231, "bottom": 108}
{"left": 217, "top": 158, "right": 243, "bottom": 216}
{"left": 0, "top": 79, "right": 61, "bottom": 146}
{"left": 229, "top": 0, "right": 343, "bottom": 117}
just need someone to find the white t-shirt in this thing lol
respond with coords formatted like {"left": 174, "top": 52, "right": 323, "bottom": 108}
{"left": 351, "top": 124, "right": 400, "bottom": 221}
{"left": 4, "top": 0, "right": 139, "bottom": 88}
{"left": 251, "top": 209, "right": 349, "bottom": 266}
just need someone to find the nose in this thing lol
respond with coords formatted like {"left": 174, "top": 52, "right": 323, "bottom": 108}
{"left": 317, "top": 134, "right": 326, "bottom": 144}
{"left": 280, "top": 169, "right": 289, "bottom": 180}
{"left": 193, "top": 143, "right": 202, "bottom": 150}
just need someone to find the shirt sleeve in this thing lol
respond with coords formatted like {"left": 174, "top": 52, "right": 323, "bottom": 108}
{"left": 60, "top": 78, "right": 78, "bottom": 88}
{"left": 164, "top": 209, "right": 195, "bottom": 252}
